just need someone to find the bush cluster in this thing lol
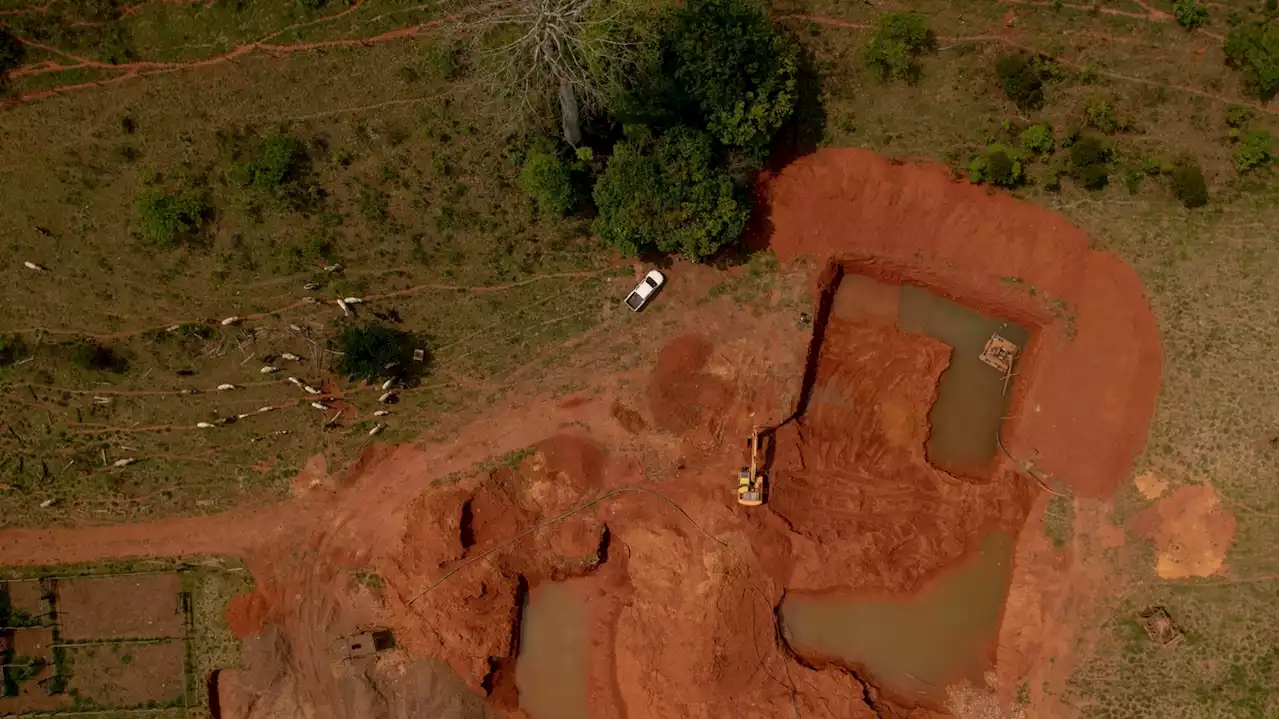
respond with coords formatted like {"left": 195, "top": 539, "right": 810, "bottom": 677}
{"left": 1173, "top": 0, "right": 1209, "bottom": 29}
{"left": 1233, "top": 131, "right": 1273, "bottom": 174}
{"left": 967, "top": 144, "right": 1024, "bottom": 187}
{"left": 862, "top": 13, "right": 936, "bottom": 84}
{"left": 1170, "top": 160, "right": 1208, "bottom": 208}
{"left": 995, "top": 53, "right": 1058, "bottom": 111}
{"left": 1069, "top": 135, "right": 1112, "bottom": 190}
{"left": 135, "top": 189, "right": 210, "bottom": 247}
{"left": 334, "top": 323, "right": 426, "bottom": 383}
{"left": 1223, "top": 22, "right": 1279, "bottom": 102}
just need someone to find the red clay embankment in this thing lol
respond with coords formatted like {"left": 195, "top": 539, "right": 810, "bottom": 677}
{"left": 762, "top": 148, "right": 1163, "bottom": 498}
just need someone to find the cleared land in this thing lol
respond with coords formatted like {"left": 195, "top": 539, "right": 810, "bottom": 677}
{"left": 0, "top": 0, "right": 1275, "bottom": 718}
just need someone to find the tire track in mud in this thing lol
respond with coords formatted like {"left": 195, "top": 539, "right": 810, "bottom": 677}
{"left": 786, "top": 13, "right": 1276, "bottom": 113}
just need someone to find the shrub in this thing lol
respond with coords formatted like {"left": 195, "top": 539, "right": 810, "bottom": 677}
{"left": 664, "top": 0, "right": 799, "bottom": 154}
{"left": 1233, "top": 131, "right": 1273, "bottom": 173}
{"left": 862, "top": 12, "right": 936, "bottom": 84}
{"left": 135, "top": 189, "right": 209, "bottom": 247}
{"left": 1170, "top": 160, "right": 1208, "bottom": 208}
{"left": 1142, "top": 155, "right": 1166, "bottom": 175}
{"left": 1020, "top": 124, "right": 1054, "bottom": 155}
{"left": 1068, "top": 135, "right": 1111, "bottom": 190}
{"left": 334, "top": 323, "right": 425, "bottom": 383}
{"left": 995, "top": 53, "right": 1053, "bottom": 111}
{"left": 967, "top": 144, "right": 1024, "bottom": 187}
{"left": 519, "top": 141, "right": 577, "bottom": 216}
{"left": 67, "top": 342, "right": 128, "bottom": 373}
{"left": 0, "top": 334, "right": 27, "bottom": 366}
{"left": 1223, "top": 22, "right": 1279, "bottom": 101}
{"left": 0, "top": 28, "right": 26, "bottom": 79}
{"left": 1084, "top": 97, "right": 1119, "bottom": 133}
{"left": 1173, "top": 0, "right": 1209, "bottom": 29}
{"left": 1224, "top": 104, "right": 1253, "bottom": 129}
{"left": 230, "top": 131, "right": 318, "bottom": 209}
{"left": 593, "top": 125, "right": 749, "bottom": 260}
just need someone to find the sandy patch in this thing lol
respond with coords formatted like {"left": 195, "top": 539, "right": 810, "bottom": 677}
{"left": 1134, "top": 480, "right": 1236, "bottom": 579}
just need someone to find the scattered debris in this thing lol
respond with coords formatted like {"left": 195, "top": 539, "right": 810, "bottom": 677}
{"left": 302, "top": 297, "right": 322, "bottom": 305}
{"left": 378, "top": 391, "right": 397, "bottom": 404}
{"left": 369, "top": 423, "right": 386, "bottom": 436}
{"left": 413, "top": 348, "right": 425, "bottom": 362}
{"left": 324, "top": 410, "right": 344, "bottom": 427}
{"left": 343, "top": 297, "right": 363, "bottom": 305}
{"left": 260, "top": 366, "right": 281, "bottom": 374}
{"left": 196, "top": 422, "right": 215, "bottom": 429}
{"left": 304, "top": 385, "right": 322, "bottom": 395}
{"left": 180, "top": 388, "right": 200, "bottom": 396}
{"left": 324, "top": 263, "right": 343, "bottom": 273}
{"left": 166, "top": 324, "right": 183, "bottom": 332}
{"left": 39, "top": 498, "right": 56, "bottom": 508}
{"left": 336, "top": 298, "right": 351, "bottom": 316}
{"left": 221, "top": 316, "right": 242, "bottom": 326}
{"left": 216, "top": 383, "right": 238, "bottom": 391}
{"left": 217, "top": 416, "right": 237, "bottom": 426}
{"left": 23, "top": 261, "right": 47, "bottom": 271}
{"left": 111, "top": 458, "right": 136, "bottom": 468}
{"left": 290, "top": 324, "right": 304, "bottom": 332}
{"left": 381, "top": 378, "right": 395, "bottom": 391}
{"left": 257, "top": 406, "right": 276, "bottom": 413}
{"left": 281, "top": 353, "right": 303, "bottom": 361}
{"left": 273, "top": 429, "right": 291, "bottom": 436}
{"left": 304, "top": 282, "right": 321, "bottom": 290}
{"left": 1137, "top": 606, "right": 1183, "bottom": 647}
{"left": 373, "top": 410, "right": 390, "bottom": 417}
{"left": 310, "top": 402, "right": 329, "bottom": 411}
{"left": 92, "top": 397, "right": 111, "bottom": 405}
{"left": 237, "top": 413, "right": 251, "bottom": 420}
{"left": 384, "top": 361, "right": 399, "bottom": 370}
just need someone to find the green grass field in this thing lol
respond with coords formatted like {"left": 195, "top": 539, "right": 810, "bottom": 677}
{"left": 0, "top": 0, "right": 1276, "bottom": 715}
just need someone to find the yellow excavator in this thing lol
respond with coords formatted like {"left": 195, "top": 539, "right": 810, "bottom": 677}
{"left": 737, "top": 426, "right": 766, "bottom": 506}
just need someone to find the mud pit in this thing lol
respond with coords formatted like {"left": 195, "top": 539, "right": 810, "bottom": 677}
{"left": 0, "top": 149, "right": 1164, "bottom": 719}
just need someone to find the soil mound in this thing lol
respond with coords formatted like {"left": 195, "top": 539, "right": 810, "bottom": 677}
{"left": 647, "top": 334, "right": 734, "bottom": 434}
{"left": 762, "top": 149, "right": 1162, "bottom": 498}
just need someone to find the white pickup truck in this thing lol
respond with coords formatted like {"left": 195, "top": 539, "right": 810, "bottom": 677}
{"left": 624, "top": 270, "right": 666, "bottom": 311}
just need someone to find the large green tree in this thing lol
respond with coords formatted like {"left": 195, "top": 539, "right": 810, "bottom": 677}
{"left": 593, "top": 126, "right": 749, "bottom": 260}
{"left": 651, "top": 0, "right": 798, "bottom": 155}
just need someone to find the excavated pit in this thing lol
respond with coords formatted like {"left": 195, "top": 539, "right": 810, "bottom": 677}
{"left": 770, "top": 260, "right": 1036, "bottom": 700}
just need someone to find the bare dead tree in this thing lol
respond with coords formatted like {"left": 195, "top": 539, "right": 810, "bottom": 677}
{"left": 454, "top": 0, "right": 639, "bottom": 146}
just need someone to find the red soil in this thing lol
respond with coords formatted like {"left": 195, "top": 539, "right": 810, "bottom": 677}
{"left": 763, "top": 148, "right": 1162, "bottom": 499}
{"left": 0, "top": 150, "right": 1162, "bottom": 719}
{"left": 773, "top": 319, "right": 1030, "bottom": 595}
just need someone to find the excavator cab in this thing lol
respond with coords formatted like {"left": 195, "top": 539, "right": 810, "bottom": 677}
{"left": 737, "top": 427, "right": 766, "bottom": 506}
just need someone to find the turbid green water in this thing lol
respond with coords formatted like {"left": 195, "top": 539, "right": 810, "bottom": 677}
{"left": 897, "top": 285, "right": 1029, "bottom": 474}
{"left": 514, "top": 582, "right": 589, "bottom": 719}
{"left": 779, "top": 533, "right": 1017, "bottom": 697}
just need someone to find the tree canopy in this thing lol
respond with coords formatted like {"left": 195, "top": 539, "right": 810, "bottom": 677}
{"left": 592, "top": 126, "right": 749, "bottom": 260}
{"left": 135, "top": 189, "right": 209, "bottom": 247}
{"left": 1223, "top": 22, "right": 1278, "bottom": 102}
{"left": 334, "top": 323, "right": 425, "bottom": 383}
{"left": 660, "top": 0, "right": 799, "bottom": 154}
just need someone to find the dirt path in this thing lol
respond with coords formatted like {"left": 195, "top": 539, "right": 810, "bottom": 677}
{"left": 4, "top": 2, "right": 449, "bottom": 105}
